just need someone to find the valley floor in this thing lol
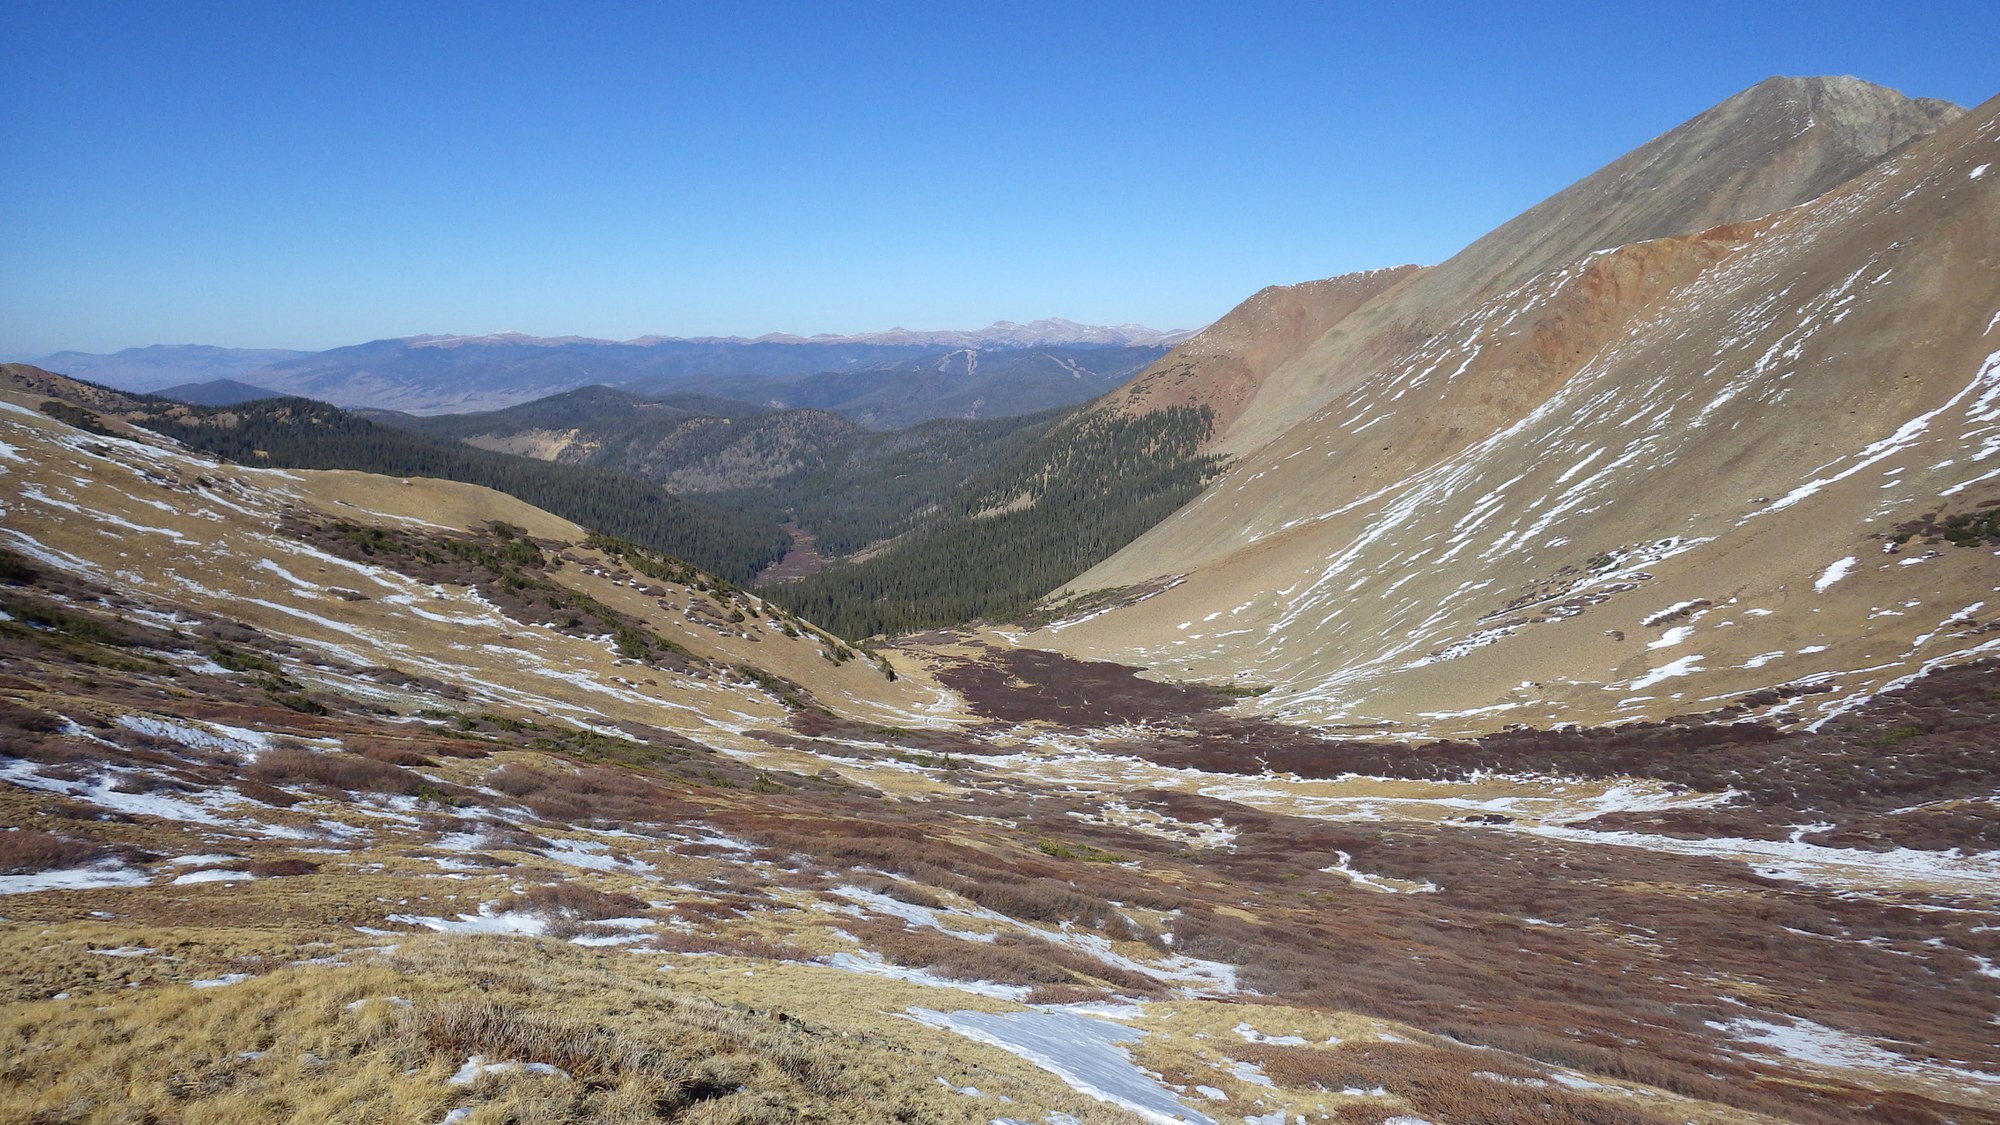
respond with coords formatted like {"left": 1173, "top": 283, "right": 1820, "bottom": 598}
{"left": 3, "top": 592, "right": 1998, "bottom": 1125}
{"left": 1, "top": 397, "right": 1996, "bottom": 1125}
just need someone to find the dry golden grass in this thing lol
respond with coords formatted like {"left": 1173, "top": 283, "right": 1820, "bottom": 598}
{"left": 0, "top": 933, "right": 1112, "bottom": 1125}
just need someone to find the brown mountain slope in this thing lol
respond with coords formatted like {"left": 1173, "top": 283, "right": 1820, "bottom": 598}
{"left": 1199, "top": 75, "right": 1962, "bottom": 458}
{"left": 1033, "top": 88, "right": 2000, "bottom": 736}
{"left": 1102, "top": 265, "right": 1420, "bottom": 438}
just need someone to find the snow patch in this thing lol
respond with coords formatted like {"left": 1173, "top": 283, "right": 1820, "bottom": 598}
{"left": 171, "top": 868, "right": 256, "bottom": 885}
{"left": 1627, "top": 655, "right": 1703, "bottom": 690}
{"left": 448, "top": 1055, "right": 569, "bottom": 1086}
{"left": 1813, "top": 557, "right": 1857, "bottom": 593}
{"left": 0, "top": 861, "right": 151, "bottom": 894}
{"left": 821, "top": 950, "right": 1031, "bottom": 1001}
{"left": 1710, "top": 1014, "right": 2000, "bottom": 1086}
{"left": 906, "top": 1007, "right": 1217, "bottom": 1125}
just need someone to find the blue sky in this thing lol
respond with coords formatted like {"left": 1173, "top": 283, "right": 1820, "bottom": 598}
{"left": 4, "top": 1, "right": 1994, "bottom": 355}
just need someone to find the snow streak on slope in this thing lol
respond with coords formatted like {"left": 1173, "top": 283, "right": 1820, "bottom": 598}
{"left": 1040, "top": 94, "right": 2000, "bottom": 735}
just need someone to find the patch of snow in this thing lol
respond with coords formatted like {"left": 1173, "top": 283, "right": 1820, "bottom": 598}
{"left": 171, "top": 869, "right": 256, "bottom": 885}
{"left": 0, "top": 860, "right": 151, "bottom": 894}
{"left": 1641, "top": 600, "right": 1707, "bottom": 627}
{"left": 448, "top": 1055, "right": 569, "bottom": 1086}
{"left": 832, "top": 884, "right": 993, "bottom": 941}
{"left": 1321, "top": 850, "right": 1438, "bottom": 893}
{"left": 537, "top": 837, "right": 653, "bottom": 874}
{"left": 822, "top": 950, "right": 1031, "bottom": 1000}
{"left": 344, "top": 996, "right": 413, "bottom": 1011}
{"left": 388, "top": 905, "right": 548, "bottom": 936}
{"left": 191, "top": 973, "right": 255, "bottom": 988}
{"left": 0, "top": 758, "right": 239, "bottom": 825}
{"left": 1710, "top": 1014, "right": 2000, "bottom": 1086}
{"left": 1647, "top": 626, "right": 1695, "bottom": 650}
{"left": 1814, "top": 557, "right": 1858, "bottom": 593}
{"left": 167, "top": 853, "right": 246, "bottom": 867}
{"left": 905, "top": 1007, "right": 1217, "bottom": 1125}
{"left": 1041, "top": 1000, "right": 1148, "bottom": 1021}
{"left": 1234, "top": 1021, "right": 1309, "bottom": 1045}
{"left": 1627, "top": 655, "right": 1703, "bottom": 690}
{"left": 1224, "top": 1058, "right": 1276, "bottom": 1087}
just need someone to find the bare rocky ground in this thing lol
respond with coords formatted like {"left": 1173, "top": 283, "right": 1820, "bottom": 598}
{"left": 2, "top": 388, "right": 1997, "bottom": 1125}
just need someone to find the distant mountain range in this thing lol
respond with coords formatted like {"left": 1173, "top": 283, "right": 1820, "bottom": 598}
{"left": 23, "top": 320, "right": 1194, "bottom": 420}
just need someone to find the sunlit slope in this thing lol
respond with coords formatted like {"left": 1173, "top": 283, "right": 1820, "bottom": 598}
{"left": 1101, "top": 266, "right": 1420, "bottom": 439}
{"left": 1036, "top": 90, "right": 2000, "bottom": 734}
{"left": 0, "top": 377, "right": 954, "bottom": 738}
{"left": 1189, "top": 76, "right": 1960, "bottom": 460}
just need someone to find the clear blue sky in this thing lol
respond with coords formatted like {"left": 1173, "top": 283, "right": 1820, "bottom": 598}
{"left": 4, "top": 1, "right": 1994, "bottom": 355}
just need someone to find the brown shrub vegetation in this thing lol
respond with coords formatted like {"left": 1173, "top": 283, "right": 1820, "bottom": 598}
{"left": 1248, "top": 1039, "right": 1676, "bottom": 1125}
{"left": 495, "top": 881, "right": 649, "bottom": 921}
{"left": 651, "top": 931, "right": 810, "bottom": 961}
{"left": 245, "top": 858, "right": 320, "bottom": 877}
{"left": 0, "top": 829, "right": 107, "bottom": 873}
{"left": 345, "top": 738, "right": 437, "bottom": 767}
{"left": 248, "top": 747, "right": 435, "bottom": 797}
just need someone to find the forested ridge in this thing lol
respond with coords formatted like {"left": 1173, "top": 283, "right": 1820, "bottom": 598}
{"left": 395, "top": 386, "right": 1076, "bottom": 561}
{"left": 759, "top": 406, "right": 1224, "bottom": 639}
{"left": 128, "top": 397, "right": 790, "bottom": 584}
{"left": 701, "top": 408, "right": 1072, "bottom": 556}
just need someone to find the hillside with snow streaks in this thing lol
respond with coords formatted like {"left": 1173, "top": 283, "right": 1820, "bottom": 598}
{"left": 1037, "top": 89, "right": 2000, "bottom": 735}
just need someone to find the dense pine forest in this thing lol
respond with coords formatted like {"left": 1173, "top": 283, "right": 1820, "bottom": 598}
{"left": 699, "top": 408, "right": 1073, "bottom": 556}
{"left": 758, "top": 406, "right": 1224, "bottom": 638}
{"left": 389, "top": 387, "right": 1075, "bottom": 561}
{"left": 128, "top": 397, "right": 791, "bottom": 584}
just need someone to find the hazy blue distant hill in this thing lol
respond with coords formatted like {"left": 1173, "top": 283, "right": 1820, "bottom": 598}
{"left": 28, "top": 325, "right": 1184, "bottom": 421}
{"left": 30, "top": 344, "right": 312, "bottom": 391}
{"left": 620, "top": 344, "right": 1168, "bottom": 429}
{"left": 151, "top": 378, "right": 285, "bottom": 406}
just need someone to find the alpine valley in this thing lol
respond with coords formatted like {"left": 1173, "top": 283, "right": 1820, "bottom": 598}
{"left": 4, "top": 76, "right": 1999, "bottom": 1125}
